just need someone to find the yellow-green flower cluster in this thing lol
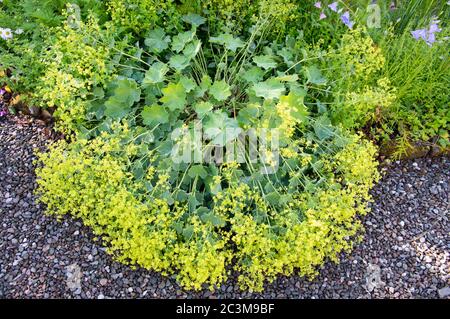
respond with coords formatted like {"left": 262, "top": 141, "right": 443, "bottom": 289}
{"left": 107, "top": 0, "right": 174, "bottom": 33}
{"left": 35, "top": 17, "right": 113, "bottom": 132}
{"left": 35, "top": 123, "right": 380, "bottom": 291}
{"left": 326, "top": 26, "right": 398, "bottom": 128}
{"left": 35, "top": 126, "right": 229, "bottom": 290}
{"left": 201, "top": 0, "right": 297, "bottom": 33}
{"left": 343, "top": 78, "right": 397, "bottom": 127}
{"left": 337, "top": 26, "right": 385, "bottom": 82}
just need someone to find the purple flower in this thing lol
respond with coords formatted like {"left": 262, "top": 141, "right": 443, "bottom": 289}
{"left": 426, "top": 32, "right": 436, "bottom": 46}
{"left": 0, "top": 89, "right": 5, "bottom": 95}
{"left": 411, "top": 29, "right": 427, "bottom": 41}
{"left": 429, "top": 20, "right": 441, "bottom": 33}
{"left": 319, "top": 12, "right": 327, "bottom": 20}
{"left": 411, "top": 19, "right": 443, "bottom": 46}
{"left": 340, "top": 11, "right": 354, "bottom": 29}
{"left": 328, "top": 2, "right": 338, "bottom": 12}
{"left": 314, "top": 1, "right": 322, "bottom": 9}
{"left": 0, "top": 109, "right": 7, "bottom": 118}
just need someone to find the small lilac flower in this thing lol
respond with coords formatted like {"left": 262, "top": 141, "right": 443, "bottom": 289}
{"left": 426, "top": 33, "right": 436, "bottom": 46}
{"left": 340, "top": 11, "right": 354, "bottom": 29}
{"left": 314, "top": 1, "right": 322, "bottom": 9}
{"left": 328, "top": 2, "right": 338, "bottom": 12}
{"left": 0, "top": 89, "right": 5, "bottom": 95}
{"left": 411, "top": 19, "right": 443, "bottom": 46}
{"left": 429, "top": 20, "right": 441, "bottom": 33}
{"left": 319, "top": 12, "right": 327, "bottom": 20}
{"left": 411, "top": 29, "right": 427, "bottom": 41}
{"left": 0, "top": 109, "right": 7, "bottom": 118}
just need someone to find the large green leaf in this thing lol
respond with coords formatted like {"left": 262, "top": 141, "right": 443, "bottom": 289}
{"left": 183, "top": 39, "right": 201, "bottom": 59}
{"left": 112, "top": 78, "right": 141, "bottom": 105}
{"left": 265, "top": 192, "right": 281, "bottom": 206}
{"left": 188, "top": 165, "right": 208, "bottom": 179}
{"left": 253, "top": 79, "right": 285, "bottom": 100}
{"left": 181, "top": 13, "right": 206, "bottom": 27}
{"left": 241, "top": 66, "right": 264, "bottom": 83}
{"left": 305, "top": 65, "right": 327, "bottom": 85}
{"left": 209, "top": 80, "right": 231, "bottom": 101}
{"left": 104, "top": 78, "right": 141, "bottom": 119}
{"left": 203, "top": 111, "right": 241, "bottom": 146}
{"left": 193, "top": 101, "right": 213, "bottom": 118}
{"left": 194, "top": 75, "right": 212, "bottom": 98}
{"left": 104, "top": 98, "right": 130, "bottom": 119}
{"left": 160, "top": 82, "right": 186, "bottom": 111}
{"left": 237, "top": 103, "right": 260, "bottom": 126}
{"left": 277, "top": 47, "right": 295, "bottom": 66}
{"left": 210, "top": 33, "right": 245, "bottom": 52}
{"left": 179, "top": 76, "right": 196, "bottom": 93}
{"left": 172, "top": 29, "right": 196, "bottom": 53}
{"left": 169, "top": 54, "right": 190, "bottom": 72}
{"left": 314, "top": 116, "right": 334, "bottom": 140}
{"left": 145, "top": 28, "right": 171, "bottom": 53}
{"left": 253, "top": 55, "right": 277, "bottom": 70}
{"left": 141, "top": 104, "right": 169, "bottom": 126}
{"left": 143, "top": 62, "right": 169, "bottom": 85}
{"left": 200, "top": 212, "right": 226, "bottom": 227}
{"left": 279, "top": 92, "right": 309, "bottom": 122}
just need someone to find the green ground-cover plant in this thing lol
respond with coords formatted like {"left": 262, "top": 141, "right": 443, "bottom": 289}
{"left": 0, "top": 1, "right": 108, "bottom": 102}
{"left": 35, "top": 19, "right": 381, "bottom": 291}
{"left": 0, "top": 0, "right": 447, "bottom": 292}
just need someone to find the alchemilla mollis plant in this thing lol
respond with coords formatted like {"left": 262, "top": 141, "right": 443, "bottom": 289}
{"left": 1, "top": 0, "right": 447, "bottom": 291}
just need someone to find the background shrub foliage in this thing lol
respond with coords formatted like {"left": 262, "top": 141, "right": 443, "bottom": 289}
{"left": 1, "top": 0, "right": 448, "bottom": 290}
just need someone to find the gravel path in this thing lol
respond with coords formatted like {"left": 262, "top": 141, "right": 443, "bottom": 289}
{"left": 0, "top": 115, "right": 449, "bottom": 299}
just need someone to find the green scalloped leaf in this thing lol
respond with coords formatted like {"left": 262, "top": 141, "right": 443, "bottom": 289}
{"left": 183, "top": 39, "right": 201, "bottom": 59}
{"left": 193, "top": 101, "right": 213, "bottom": 118}
{"left": 160, "top": 82, "right": 186, "bottom": 111}
{"left": 209, "top": 80, "right": 231, "bottom": 101}
{"left": 188, "top": 165, "right": 208, "bottom": 179}
{"left": 172, "top": 29, "right": 196, "bottom": 53}
{"left": 252, "top": 79, "right": 285, "bottom": 100}
{"left": 104, "top": 78, "right": 141, "bottom": 119}
{"left": 144, "top": 28, "right": 171, "bottom": 53}
{"left": 203, "top": 111, "right": 241, "bottom": 146}
{"left": 241, "top": 66, "right": 264, "bottom": 83}
{"left": 181, "top": 13, "right": 206, "bottom": 27}
{"left": 253, "top": 55, "right": 277, "bottom": 70}
{"left": 179, "top": 76, "right": 196, "bottom": 93}
{"left": 141, "top": 104, "right": 169, "bottom": 126}
{"left": 210, "top": 33, "right": 245, "bottom": 52}
{"left": 143, "top": 62, "right": 169, "bottom": 85}
{"left": 305, "top": 65, "right": 327, "bottom": 85}
{"left": 169, "top": 54, "right": 190, "bottom": 72}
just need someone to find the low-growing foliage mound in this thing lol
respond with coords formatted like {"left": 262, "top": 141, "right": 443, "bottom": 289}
{"left": 2, "top": 0, "right": 446, "bottom": 291}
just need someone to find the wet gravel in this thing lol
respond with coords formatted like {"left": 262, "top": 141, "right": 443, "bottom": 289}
{"left": 0, "top": 115, "right": 449, "bottom": 299}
